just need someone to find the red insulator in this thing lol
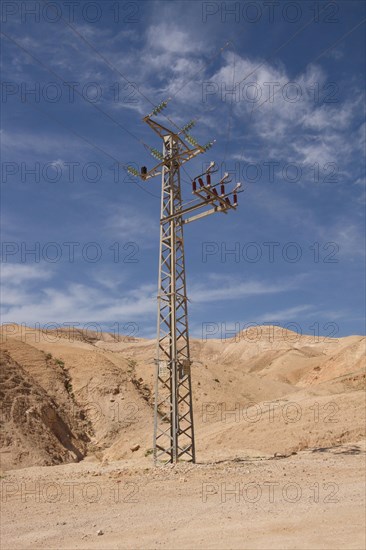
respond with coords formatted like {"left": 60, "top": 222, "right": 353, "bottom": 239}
{"left": 198, "top": 177, "right": 204, "bottom": 187}
{"left": 233, "top": 193, "right": 237, "bottom": 204}
{"left": 225, "top": 197, "right": 231, "bottom": 205}
{"left": 212, "top": 187, "right": 218, "bottom": 196}
{"left": 192, "top": 180, "right": 197, "bottom": 192}
{"left": 206, "top": 174, "right": 211, "bottom": 186}
{"left": 220, "top": 184, "right": 225, "bottom": 195}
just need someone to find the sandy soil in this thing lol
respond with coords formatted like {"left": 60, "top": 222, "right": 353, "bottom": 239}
{"left": 1, "top": 443, "right": 365, "bottom": 549}
{"left": 1, "top": 324, "right": 365, "bottom": 548}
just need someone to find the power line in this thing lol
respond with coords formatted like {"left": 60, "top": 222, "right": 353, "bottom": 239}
{"left": 4, "top": 94, "right": 160, "bottom": 199}
{"left": 252, "top": 18, "right": 366, "bottom": 114}
{"left": 223, "top": 41, "right": 237, "bottom": 163}
{"left": 0, "top": 30, "right": 146, "bottom": 147}
{"left": 169, "top": 41, "right": 232, "bottom": 101}
{"left": 1, "top": 23, "right": 229, "bottom": 189}
{"left": 236, "top": 2, "right": 331, "bottom": 88}
{"left": 39, "top": 0, "right": 229, "bottom": 135}
{"left": 38, "top": 0, "right": 232, "bottom": 136}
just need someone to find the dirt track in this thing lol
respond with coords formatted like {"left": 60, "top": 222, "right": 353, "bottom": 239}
{"left": 1, "top": 442, "right": 365, "bottom": 549}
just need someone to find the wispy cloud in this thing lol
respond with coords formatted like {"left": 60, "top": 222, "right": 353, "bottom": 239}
{"left": 1, "top": 262, "right": 156, "bottom": 325}
{"left": 190, "top": 273, "right": 303, "bottom": 303}
{"left": 1, "top": 263, "right": 52, "bottom": 284}
{"left": 103, "top": 204, "right": 158, "bottom": 242}
{"left": 257, "top": 304, "right": 314, "bottom": 322}
{"left": 1, "top": 5, "right": 364, "bottom": 338}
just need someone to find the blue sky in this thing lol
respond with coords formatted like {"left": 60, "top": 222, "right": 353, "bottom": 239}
{"left": 1, "top": 0, "right": 365, "bottom": 339}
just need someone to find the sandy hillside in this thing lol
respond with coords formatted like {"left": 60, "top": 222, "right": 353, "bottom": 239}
{"left": 1, "top": 323, "right": 365, "bottom": 549}
{"left": 1, "top": 323, "right": 365, "bottom": 469}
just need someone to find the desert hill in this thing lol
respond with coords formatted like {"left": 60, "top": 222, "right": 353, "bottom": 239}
{"left": 1, "top": 323, "right": 365, "bottom": 470}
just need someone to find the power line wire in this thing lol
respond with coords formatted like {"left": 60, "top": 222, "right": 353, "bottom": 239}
{"left": 252, "top": 18, "right": 366, "bottom": 114}
{"left": 0, "top": 30, "right": 146, "bottom": 147}
{"left": 38, "top": 0, "right": 234, "bottom": 140}
{"left": 236, "top": 2, "right": 331, "bottom": 88}
{"left": 2, "top": 93, "right": 160, "bottom": 199}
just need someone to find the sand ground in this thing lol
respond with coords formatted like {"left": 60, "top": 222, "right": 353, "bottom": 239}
{"left": 1, "top": 442, "right": 365, "bottom": 549}
{"left": 1, "top": 324, "right": 365, "bottom": 548}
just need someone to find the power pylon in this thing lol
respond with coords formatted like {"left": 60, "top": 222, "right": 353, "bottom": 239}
{"left": 128, "top": 102, "right": 241, "bottom": 464}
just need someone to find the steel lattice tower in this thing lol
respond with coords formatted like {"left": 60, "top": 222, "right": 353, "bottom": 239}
{"left": 154, "top": 133, "right": 195, "bottom": 463}
{"left": 127, "top": 103, "right": 241, "bottom": 464}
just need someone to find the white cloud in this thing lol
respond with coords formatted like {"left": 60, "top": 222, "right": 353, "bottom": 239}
{"left": 257, "top": 305, "right": 314, "bottom": 322}
{"left": 146, "top": 23, "right": 204, "bottom": 55}
{"left": 1, "top": 262, "right": 157, "bottom": 325}
{"left": 104, "top": 204, "right": 158, "bottom": 241}
{"left": 1, "top": 130, "right": 88, "bottom": 158}
{"left": 200, "top": 51, "right": 363, "bottom": 170}
{"left": 1, "top": 264, "right": 53, "bottom": 308}
{"left": 190, "top": 273, "right": 302, "bottom": 303}
{"left": 328, "top": 223, "right": 365, "bottom": 259}
{"left": 0, "top": 263, "right": 306, "bottom": 327}
{"left": 1, "top": 263, "right": 52, "bottom": 284}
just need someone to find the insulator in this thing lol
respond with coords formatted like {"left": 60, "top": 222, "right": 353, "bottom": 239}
{"left": 233, "top": 193, "right": 238, "bottom": 205}
{"left": 206, "top": 174, "right": 211, "bottom": 186}
{"left": 152, "top": 101, "right": 168, "bottom": 115}
{"left": 221, "top": 184, "right": 225, "bottom": 195}
{"left": 186, "top": 134, "right": 198, "bottom": 146}
{"left": 150, "top": 147, "right": 163, "bottom": 160}
{"left": 203, "top": 141, "right": 214, "bottom": 151}
{"left": 182, "top": 120, "right": 195, "bottom": 133}
{"left": 212, "top": 188, "right": 218, "bottom": 196}
{"left": 225, "top": 197, "right": 231, "bottom": 205}
{"left": 127, "top": 166, "right": 139, "bottom": 176}
{"left": 141, "top": 166, "right": 147, "bottom": 175}
{"left": 151, "top": 100, "right": 168, "bottom": 116}
{"left": 198, "top": 177, "right": 204, "bottom": 187}
{"left": 192, "top": 180, "right": 197, "bottom": 192}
